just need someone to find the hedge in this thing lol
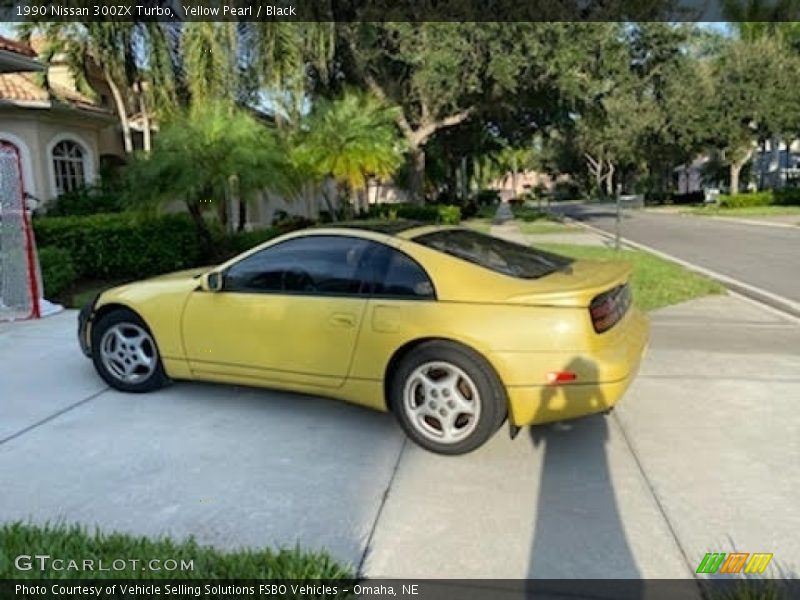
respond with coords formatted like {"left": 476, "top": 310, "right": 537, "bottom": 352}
{"left": 774, "top": 188, "right": 800, "bottom": 206}
{"left": 717, "top": 189, "right": 800, "bottom": 208}
{"left": 37, "top": 246, "right": 76, "bottom": 298}
{"left": 718, "top": 191, "right": 773, "bottom": 208}
{"left": 365, "top": 203, "right": 461, "bottom": 224}
{"left": 33, "top": 213, "right": 205, "bottom": 280}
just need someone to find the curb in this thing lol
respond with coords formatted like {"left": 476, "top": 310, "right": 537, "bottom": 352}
{"left": 565, "top": 217, "right": 800, "bottom": 321}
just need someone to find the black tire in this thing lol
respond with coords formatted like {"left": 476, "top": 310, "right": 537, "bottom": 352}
{"left": 389, "top": 341, "right": 507, "bottom": 455}
{"left": 91, "top": 308, "right": 168, "bottom": 393}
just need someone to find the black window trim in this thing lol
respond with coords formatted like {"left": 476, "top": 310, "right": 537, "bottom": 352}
{"left": 217, "top": 233, "right": 437, "bottom": 301}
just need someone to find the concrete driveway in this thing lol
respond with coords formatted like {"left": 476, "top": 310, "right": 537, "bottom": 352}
{"left": 1, "top": 297, "right": 798, "bottom": 582}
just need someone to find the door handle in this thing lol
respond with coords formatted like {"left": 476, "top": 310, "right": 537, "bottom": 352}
{"left": 329, "top": 313, "right": 356, "bottom": 327}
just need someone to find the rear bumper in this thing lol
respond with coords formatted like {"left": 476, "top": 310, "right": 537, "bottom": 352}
{"left": 505, "top": 308, "right": 649, "bottom": 426}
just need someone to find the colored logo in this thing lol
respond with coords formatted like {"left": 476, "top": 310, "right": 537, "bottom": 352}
{"left": 696, "top": 552, "right": 773, "bottom": 575}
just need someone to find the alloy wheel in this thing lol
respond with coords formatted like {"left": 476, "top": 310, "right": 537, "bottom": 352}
{"left": 402, "top": 361, "right": 482, "bottom": 444}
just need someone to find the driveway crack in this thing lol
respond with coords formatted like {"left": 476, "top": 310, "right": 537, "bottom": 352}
{"left": 612, "top": 411, "right": 702, "bottom": 584}
{"left": 356, "top": 436, "right": 407, "bottom": 577}
{"left": 0, "top": 388, "right": 109, "bottom": 447}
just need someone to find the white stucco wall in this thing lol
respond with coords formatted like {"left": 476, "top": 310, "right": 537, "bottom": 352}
{"left": 0, "top": 109, "right": 110, "bottom": 205}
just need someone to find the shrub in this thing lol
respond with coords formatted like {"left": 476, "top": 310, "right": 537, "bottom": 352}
{"left": 365, "top": 203, "right": 435, "bottom": 222}
{"left": 475, "top": 189, "right": 500, "bottom": 205}
{"left": 553, "top": 181, "right": 581, "bottom": 201}
{"left": 773, "top": 188, "right": 800, "bottom": 206}
{"left": 33, "top": 213, "right": 204, "bottom": 280}
{"left": 47, "top": 185, "right": 127, "bottom": 217}
{"left": 437, "top": 204, "right": 461, "bottom": 224}
{"left": 37, "top": 246, "right": 76, "bottom": 298}
{"left": 214, "top": 227, "right": 282, "bottom": 262}
{"left": 670, "top": 191, "right": 706, "bottom": 205}
{"left": 458, "top": 201, "right": 478, "bottom": 219}
{"left": 718, "top": 191, "right": 773, "bottom": 208}
{"left": 274, "top": 215, "right": 315, "bottom": 234}
{"left": 512, "top": 205, "right": 551, "bottom": 222}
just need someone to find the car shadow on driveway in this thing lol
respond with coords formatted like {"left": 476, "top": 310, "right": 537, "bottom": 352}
{"left": 526, "top": 358, "right": 643, "bottom": 598}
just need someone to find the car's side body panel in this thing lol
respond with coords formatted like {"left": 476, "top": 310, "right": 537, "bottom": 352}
{"left": 180, "top": 291, "right": 368, "bottom": 388}
{"left": 82, "top": 225, "right": 649, "bottom": 428}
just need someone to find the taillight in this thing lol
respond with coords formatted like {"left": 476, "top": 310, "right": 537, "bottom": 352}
{"left": 590, "top": 283, "right": 631, "bottom": 333}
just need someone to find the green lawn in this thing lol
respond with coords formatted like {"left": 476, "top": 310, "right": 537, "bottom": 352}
{"left": 683, "top": 205, "right": 800, "bottom": 218}
{"left": 535, "top": 243, "right": 726, "bottom": 312}
{"left": 1, "top": 522, "right": 352, "bottom": 581}
{"left": 461, "top": 217, "right": 493, "bottom": 233}
{"left": 516, "top": 220, "right": 575, "bottom": 234}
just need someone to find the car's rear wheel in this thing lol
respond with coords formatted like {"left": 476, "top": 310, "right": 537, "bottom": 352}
{"left": 91, "top": 309, "right": 167, "bottom": 393}
{"left": 389, "top": 342, "right": 506, "bottom": 455}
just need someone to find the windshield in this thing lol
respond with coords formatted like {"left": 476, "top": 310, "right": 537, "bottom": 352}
{"left": 413, "top": 229, "right": 573, "bottom": 279}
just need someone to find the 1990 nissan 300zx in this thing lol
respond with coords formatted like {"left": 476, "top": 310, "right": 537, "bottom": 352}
{"left": 78, "top": 223, "right": 648, "bottom": 454}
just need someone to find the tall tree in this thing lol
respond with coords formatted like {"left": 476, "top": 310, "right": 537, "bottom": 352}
{"left": 337, "top": 22, "right": 563, "bottom": 202}
{"left": 707, "top": 37, "right": 800, "bottom": 194}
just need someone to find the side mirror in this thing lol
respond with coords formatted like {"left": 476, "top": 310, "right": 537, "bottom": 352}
{"left": 201, "top": 271, "right": 223, "bottom": 292}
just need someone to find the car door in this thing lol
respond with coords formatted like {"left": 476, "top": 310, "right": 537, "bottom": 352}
{"left": 181, "top": 234, "right": 374, "bottom": 389}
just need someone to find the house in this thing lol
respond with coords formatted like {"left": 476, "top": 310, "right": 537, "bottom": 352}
{"left": 0, "top": 35, "right": 349, "bottom": 227}
{"left": 0, "top": 35, "right": 133, "bottom": 208}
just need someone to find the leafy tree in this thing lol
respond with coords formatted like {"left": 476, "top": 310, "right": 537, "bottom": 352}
{"left": 125, "top": 103, "right": 295, "bottom": 245}
{"left": 337, "top": 22, "right": 564, "bottom": 202}
{"left": 291, "top": 90, "right": 406, "bottom": 217}
{"left": 706, "top": 37, "right": 800, "bottom": 194}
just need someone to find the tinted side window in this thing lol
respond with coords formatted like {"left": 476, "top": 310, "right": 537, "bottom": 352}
{"left": 223, "top": 235, "right": 373, "bottom": 296}
{"left": 368, "top": 246, "right": 435, "bottom": 300}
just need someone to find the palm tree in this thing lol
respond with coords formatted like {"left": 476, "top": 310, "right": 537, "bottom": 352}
{"left": 126, "top": 102, "right": 296, "bottom": 244}
{"left": 493, "top": 144, "right": 539, "bottom": 201}
{"left": 18, "top": 22, "right": 142, "bottom": 155}
{"left": 292, "top": 90, "right": 406, "bottom": 219}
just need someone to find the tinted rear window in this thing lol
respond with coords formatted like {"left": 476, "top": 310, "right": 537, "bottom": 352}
{"left": 413, "top": 229, "right": 573, "bottom": 279}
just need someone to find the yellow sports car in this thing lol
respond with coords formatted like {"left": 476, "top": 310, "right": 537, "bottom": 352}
{"left": 78, "top": 222, "right": 648, "bottom": 454}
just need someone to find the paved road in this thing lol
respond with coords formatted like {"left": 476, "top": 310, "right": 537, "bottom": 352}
{"left": 553, "top": 204, "right": 800, "bottom": 304}
{"left": 2, "top": 303, "right": 799, "bottom": 585}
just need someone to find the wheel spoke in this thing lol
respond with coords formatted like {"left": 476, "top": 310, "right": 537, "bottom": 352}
{"left": 451, "top": 382, "right": 477, "bottom": 415}
{"left": 113, "top": 329, "right": 127, "bottom": 347}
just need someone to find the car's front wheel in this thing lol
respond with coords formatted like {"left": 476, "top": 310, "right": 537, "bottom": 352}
{"left": 91, "top": 309, "right": 167, "bottom": 393}
{"left": 389, "top": 342, "right": 506, "bottom": 455}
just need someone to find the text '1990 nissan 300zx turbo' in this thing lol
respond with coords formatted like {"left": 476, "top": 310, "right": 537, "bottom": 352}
{"left": 78, "top": 222, "right": 648, "bottom": 454}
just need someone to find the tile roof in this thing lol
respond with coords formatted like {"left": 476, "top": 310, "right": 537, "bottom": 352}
{"left": 0, "top": 72, "right": 48, "bottom": 102}
{"left": 0, "top": 71, "right": 102, "bottom": 110}
{"left": 0, "top": 36, "right": 36, "bottom": 58}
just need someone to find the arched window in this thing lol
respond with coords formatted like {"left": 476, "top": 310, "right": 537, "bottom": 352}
{"left": 51, "top": 140, "right": 86, "bottom": 194}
